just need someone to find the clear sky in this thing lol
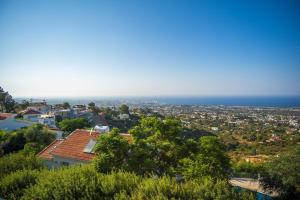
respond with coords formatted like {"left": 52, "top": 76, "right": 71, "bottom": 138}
{"left": 0, "top": 0, "right": 299, "bottom": 97}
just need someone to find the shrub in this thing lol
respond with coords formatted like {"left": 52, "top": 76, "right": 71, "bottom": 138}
{"left": 0, "top": 169, "right": 41, "bottom": 200}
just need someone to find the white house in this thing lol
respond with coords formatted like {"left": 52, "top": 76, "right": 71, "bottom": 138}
{"left": 119, "top": 113, "right": 130, "bottom": 120}
{"left": 22, "top": 109, "right": 41, "bottom": 122}
{"left": 38, "top": 114, "right": 56, "bottom": 128}
{"left": 94, "top": 125, "right": 110, "bottom": 133}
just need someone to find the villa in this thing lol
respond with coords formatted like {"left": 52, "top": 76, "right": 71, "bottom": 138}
{"left": 38, "top": 129, "right": 100, "bottom": 168}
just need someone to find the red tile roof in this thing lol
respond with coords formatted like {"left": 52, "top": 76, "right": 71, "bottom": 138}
{"left": 38, "top": 129, "right": 100, "bottom": 162}
{"left": 0, "top": 113, "right": 15, "bottom": 120}
{"left": 23, "top": 109, "right": 41, "bottom": 115}
{"left": 38, "top": 139, "right": 64, "bottom": 160}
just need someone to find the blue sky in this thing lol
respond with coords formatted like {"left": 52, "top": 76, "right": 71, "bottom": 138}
{"left": 0, "top": 0, "right": 299, "bottom": 97}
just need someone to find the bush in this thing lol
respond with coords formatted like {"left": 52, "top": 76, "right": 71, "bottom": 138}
{"left": 0, "top": 151, "right": 44, "bottom": 179}
{"left": 59, "top": 118, "right": 89, "bottom": 132}
{"left": 0, "top": 169, "right": 41, "bottom": 200}
{"left": 21, "top": 165, "right": 254, "bottom": 200}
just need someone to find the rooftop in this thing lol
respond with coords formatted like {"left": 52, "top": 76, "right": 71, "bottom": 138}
{"left": 38, "top": 129, "right": 100, "bottom": 162}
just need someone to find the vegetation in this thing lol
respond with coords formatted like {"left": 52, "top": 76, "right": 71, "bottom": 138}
{"left": 0, "top": 124, "right": 55, "bottom": 155}
{"left": 260, "top": 147, "right": 300, "bottom": 199}
{"left": 62, "top": 102, "right": 70, "bottom": 109}
{"left": 94, "top": 117, "right": 230, "bottom": 180}
{"left": 119, "top": 104, "right": 129, "bottom": 114}
{"left": 0, "top": 86, "right": 15, "bottom": 113}
{"left": 0, "top": 165, "right": 254, "bottom": 200}
{"left": 0, "top": 151, "right": 44, "bottom": 179}
{"left": 58, "top": 117, "right": 90, "bottom": 132}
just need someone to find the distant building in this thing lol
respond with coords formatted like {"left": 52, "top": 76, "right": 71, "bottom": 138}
{"left": 94, "top": 125, "right": 110, "bottom": 133}
{"left": 54, "top": 109, "right": 75, "bottom": 119}
{"left": 22, "top": 109, "right": 42, "bottom": 122}
{"left": 38, "top": 114, "right": 56, "bottom": 128}
{"left": 27, "top": 101, "right": 50, "bottom": 114}
{"left": 119, "top": 113, "right": 129, "bottom": 120}
{"left": 211, "top": 127, "right": 219, "bottom": 131}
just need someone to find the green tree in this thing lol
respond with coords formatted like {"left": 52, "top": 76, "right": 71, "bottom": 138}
{"left": 62, "top": 102, "right": 70, "bottom": 109}
{"left": 179, "top": 136, "right": 230, "bottom": 180}
{"left": 94, "top": 128, "right": 130, "bottom": 173}
{"left": 59, "top": 118, "right": 89, "bottom": 132}
{"left": 88, "top": 102, "right": 96, "bottom": 110}
{"left": 0, "top": 86, "right": 15, "bottom": 113}
{"left": 94, "top": 117, "right": 199, "bottom": 176}
{"left": 23, "top": 124, "right": 55, "bottom": 152}
{"left": 119, "top": 104, "right": 129, "bottom": 114}
{"left": 260, "top": 147, "right": 300, "bottom": 199}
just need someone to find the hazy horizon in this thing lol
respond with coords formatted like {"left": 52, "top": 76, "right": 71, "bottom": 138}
{"left": 1, "top": 0, "right": 300, "bottom": 97}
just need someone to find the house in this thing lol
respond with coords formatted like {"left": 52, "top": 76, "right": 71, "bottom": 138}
{"left": 38, "top": 129, "right": 133, "bottom": 168}
{"left": 22, "top": 109, "right": 41, "bottom": 122}
{"left": 54, "top": 109, "right": 75, "bottom": 119}
{"left": 38, "top": 129, "right": 100, "bottom": 168}
{"left": 94, "top": 125, "right": 110, "bottom": 133}
{"left": 38, "top": 114, "right": 56, "bottom": 128}
{"left": 27, "top": 101, "right": 50, "bottom": 114}
{"left": 119, "top": 113, "right": 130, "bottom": 120}
{"left": 76, "top": 110, "right": 93, "bottom": 123}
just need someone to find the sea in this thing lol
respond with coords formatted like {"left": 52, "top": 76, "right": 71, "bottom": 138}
{"left": 15, "top": 96, "right": 300, "bottom": 108}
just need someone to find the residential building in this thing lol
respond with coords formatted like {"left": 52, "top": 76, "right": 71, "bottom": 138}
{"left": 38, "top": 114, "right": 56, "bottom": 128}
{"left": 94, "top": 125, "right": 110, "bottom": 133}
{"left": 38, "top": 129, "right": 100, "bottom": 168}
{"left": 22, "top": 109, "right": 41, "bottom": 122}
{"left": 27, "top": 101, "right": 50, "bottom": 114}
{"left": 38, "top": 129, "right": 133, "bottom": 168}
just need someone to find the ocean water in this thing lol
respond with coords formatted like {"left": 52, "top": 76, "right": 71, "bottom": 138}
{"left": 16, "top": 96, "right": 300, "bottom": 107}
{"left": 154, "top": 96, "right": 300, "bottom": 107}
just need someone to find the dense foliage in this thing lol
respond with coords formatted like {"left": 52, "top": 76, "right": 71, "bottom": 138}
{"left": 0, "top": 86, "right": 15, "bottom": 113}
{"left": 94, "top": 117, "right": 230, "bottom": 180}
{"left": 0, "top": 165, "right": 255, "bottom": 200}
{"left": 0, "top": 151, "right": 44, "bottom": 179}
{"left": 0, "top": 124, "right": 55, "bottom": 155}
{"left": 58, "top": 117, "right": 90, "bottom": 132}
{"left": 260, "top": 147, "right": 300, "bottom": 199}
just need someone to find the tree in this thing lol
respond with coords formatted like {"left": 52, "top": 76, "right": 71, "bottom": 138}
{"left": 23, "top": 124, "right": 55, "bottom": 152}
{"left": 0, "top": 86, "right": 15, "bottom": 113}
{"left": 119, "top": 104, "right": 129, "bottom": 114}
{"left": 94, "top": 128, "right": 130, "bottom": 173}
{"left": 179, "top": 136, "right": 230, "bottom": 180}
{"left": 88, "top": 102, "right": 100, "bottom": 114}
{"left": 94, "top": 117, "right": 199, "bottom": 176}
{"left": 88, "top": 102, "right": 96, "bottom": 110}
{"left": 62, "top": 102, "right": 70, "bottom": 109}
{"left": 260, "top": 147, "right": 300, "bottom": 199}
{"left": 59, "top": 118, "right": 89, "bottom": 132}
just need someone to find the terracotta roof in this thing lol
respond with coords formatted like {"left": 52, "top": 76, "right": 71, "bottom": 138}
{"left": 0, "top": 113, "right": 15, "bottom": 120}
{"left": 38, "top": 129, "right": 100, "bottom": 162}
{"left": 38, "top": 129, "right": 134, "bottom": 162}
{"left": 23, "top": 109, "right": 41, "bottom": 115}
{"left": 38, "top": 139, "right": 64, "bottom": 160}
